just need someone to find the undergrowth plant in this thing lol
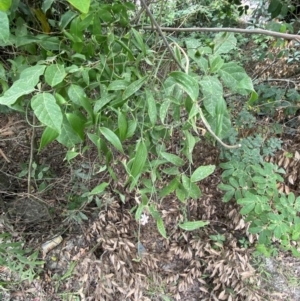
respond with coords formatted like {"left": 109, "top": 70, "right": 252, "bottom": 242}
{"left": 0, "top": 232, "right": 44, "bottom": 283}
{"left": 0, "top": 0, "right": 255, "bottom": 237}
{"left": 0, "top": 0, "right": 297, "bottom": 284}
{"left": 219, "top": 134, "right": 300, "bottom": 257}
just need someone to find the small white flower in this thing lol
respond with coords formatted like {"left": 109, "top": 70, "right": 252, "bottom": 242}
{"left": 140, "top": 213, "right": 149, "bottom": 225}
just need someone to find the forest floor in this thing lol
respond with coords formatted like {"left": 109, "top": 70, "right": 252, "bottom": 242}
{"left": 1, "top": 41, "right": 300, "bottom": 301}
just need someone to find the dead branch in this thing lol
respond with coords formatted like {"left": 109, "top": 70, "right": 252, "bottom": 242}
{"left": 142, "top": 26, "right": 300, "bottom": 41}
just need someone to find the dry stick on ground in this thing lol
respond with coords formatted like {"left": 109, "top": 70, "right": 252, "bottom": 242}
{"left": 142, "top": 26, "right": 300, "bottom": 41}
{"left": 139, "top": 1, "right": 241, "bottom": 149}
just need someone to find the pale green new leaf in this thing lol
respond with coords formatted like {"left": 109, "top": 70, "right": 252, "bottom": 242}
{"left": 31, "top": 93, "right": 63, "bottom": 133}
{"left": 0, "top": 65, "right": 46, "bottom": 106}
{"left": 169, "top": 72, "right": 199, "bottom": 101}
{"left": 200, "top": 76, "right": 223, "bottom": 117}
{"left": 191, "top": 165, "right": 216, "bottom": 183}
{"left": 67, "top": 0, "right": 90, "bottom": 14}
{"left": 122, "top": 77, "right": 147, "bottom": 100}
{"left": 45, "top": 64, "right": 66, "bottom": 87}
{"left": 161, "top": 152, "right": 185, "bottom": 167}
{"left": 213, "top": 32, "right": 236, "bottom": 55}
{"left": 0, "top": 11, "right": 9, "bottom": 43}
{"left": 0, "top": 0, "right": 12, "bottom": 11}
{"left": 179, "top": 221, "right": 209, "bottom": 231}
{"left": 99, "top": 127, "right": 124, "bottom": 153}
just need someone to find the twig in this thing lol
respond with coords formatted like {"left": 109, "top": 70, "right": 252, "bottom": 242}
{"left": 0, "top": 148, "right": 10, "bottom": 163}
{"left": 28, "top": 114, "right": 36, "bottom": 194}
{"left": 141, "top": 26, "right": 300, "bottom": 41}
{"left": 139, "top": 0, "right": 185, "bottom": 72}
{"left": 198, "top": 107, "right": 241, "bottom": 149}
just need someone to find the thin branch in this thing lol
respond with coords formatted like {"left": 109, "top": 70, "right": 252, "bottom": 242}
{"left": 198, "top": 107, "right": 241, "bottom": 149}
{"left": 142, "top": 26, "right": 300, "bottom": 41}
{"left": 28, "top": 114, "right": 36, "bottom": 194}
{"left": 139, "top": 0, "right": 185, "bottom": 72}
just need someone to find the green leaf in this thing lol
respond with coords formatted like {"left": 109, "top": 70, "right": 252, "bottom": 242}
{"left": 135, "top": 204, "right": 145, "bottom": 221}
{"left": 90, "top": 182, "right": 109, "bottom": 195}
{"left": 179, "top": 221, "right": 209, "bottom": 231}
{"left": 99, "top": 127, "right": 124, "bottom": 153}
{"left": 39, "top": 126, "right": 59, "bottom": 151}
{"left": 159, "top": 177, "right": 179, "bottom": 198}
{"left": 213, "top": 32, "right": 236, "bottom": 55}
{"left": 94, "top": 94, "right": 115, "bottom": 113}
{"left": 181, "top": 174, "right": 191, "bottom": 191}
{"left": 42, "top": 0, "right": 54, "bottom": 13}
{"left": 146, "top": 90, "right": 157, "bottom": 126}
{"left": 0, "top": 11, "right": 9, "bottom": 43}
{"left": 161, "top": 152, "right": 185, "bottom": 167}
{"left": 56, "top": 117, "right": 82, "bottom": 147}
{"left": 67, "top": 0, "right": 90, "bottom": 14}
{"left": 0, "top": 0, "right": 11, "bottom": 11}
{"left": 66, "top": 112, "right": 86, "bottom": 140}
{"left": 218, "top": 62, "right": 254, "bottom": 95}
{"left": 130, "top": 140, "right": 147, "bottom": 178}
{"left": 209, "top": 55, "right": 224, "bottom": 73}
{"left": 0, "top": 65, "right": 46, "bottom": 106}
{"left": 117, "top": 111, "right": 128, "bottom": 141}
{"left": 191, "top": 165, "right": 215, "bottom": 182}
{"left": 200, "top": 76, "right": 223, "bottom": 117}
{"left": 223, "top": 190, "right": 235, "bottom": 203}
{"left": 169, "top": 72, "right": 199, "bottom": 101}
{"left": 31, "top": 93, "right": 63, "bottom": 133}
{"left": 108, "top": 80, "right": 130, "bottom": 91}
{"left": 67, "top": 84, "right": 86, "bottom": 106}
{"left": 122, "top": 77, "right": 147, "bottom": 100}
{"left": 44, "top": 64, "right": 66, "bottom": 87}
{"left": 131, "top": 28, "right": 146, "bottom": 55}
{"left": 189, "top": 183, "right": 202, "bottom": 199}
{"left": 159, "top": 99, "right": 170, "bottom": 124}
{"left": 157, "top": 217, "right": 167, "bottom": 238}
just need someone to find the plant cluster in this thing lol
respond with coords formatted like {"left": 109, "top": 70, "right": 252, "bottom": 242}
{"left": 219, "top": 134, "right": 300, "bottom": 256}
{"left": 0, "top": 0, "right": 300, "bottom": 295}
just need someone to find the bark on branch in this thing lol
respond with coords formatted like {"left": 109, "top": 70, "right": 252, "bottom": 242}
{"left": 142, "top": 26, "right": 300, "bottom": 41}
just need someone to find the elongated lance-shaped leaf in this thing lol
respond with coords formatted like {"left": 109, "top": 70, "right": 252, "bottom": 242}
{"left": 191, "top": 165, "right": 216, "bottom": 183}
{"left": 169, "top": 72, "right": 199, "bottom": 101}
{"left": 122, "top": 77, "right": 147, "bottom": 100}
{"left": 179, "top": 221, "right": 209, "bottom": 231}
{"left": 99, "top": 127, "right": 124, "bottom": 153}
{"left": 157, "top": 217, "right": 167, "bottom": 238}
{"left": 39, "top": 126, "right": 59, "bottom": 151}
{"left": 130, "top": 140, "right": 147, "bottom": 179}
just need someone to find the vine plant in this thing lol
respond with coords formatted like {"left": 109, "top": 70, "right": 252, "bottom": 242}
{"left": 0, "top": 0, "right": 297, "bottom": 259}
